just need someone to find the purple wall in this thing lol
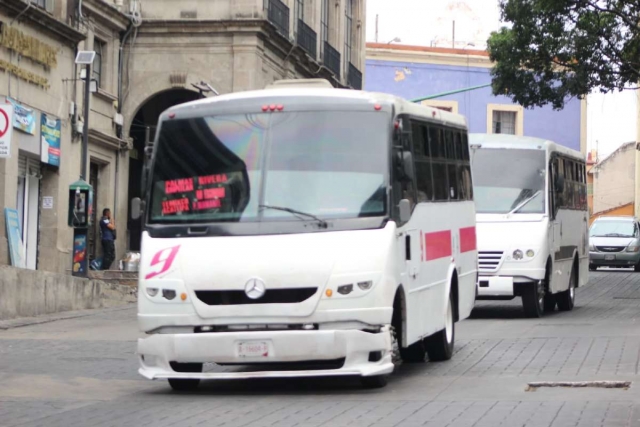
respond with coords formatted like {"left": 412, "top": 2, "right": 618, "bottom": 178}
{"left": 365, "top": 59, "right": 582, "bottom": 151}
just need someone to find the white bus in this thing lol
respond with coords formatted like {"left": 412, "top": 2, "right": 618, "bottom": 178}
{"left": 131, "top": 79, "right": 478, "bottom": 391}
{"left": 470, "top": 134, "right": 588, "bottom": 317}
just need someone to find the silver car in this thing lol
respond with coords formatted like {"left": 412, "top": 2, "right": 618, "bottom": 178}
{"left": 589, "top": 216, "right": 640, "bottom": 271}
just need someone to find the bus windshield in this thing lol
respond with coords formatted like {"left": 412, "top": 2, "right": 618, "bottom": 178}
{"left": 471, "top": 148, "right": 546, "bottom": 214}
{"left": 148, "top": 111, "right": 389, "bottom": 224}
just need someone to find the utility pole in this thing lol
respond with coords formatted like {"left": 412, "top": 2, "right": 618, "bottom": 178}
{"left": 452, "top": 21, "right": 455, "bottom": 49}
{"left": 71, "top": 51, "right": 96, "bottom": 278}
{"left": 375, "top": 14, "right": 379, "bottom": 43}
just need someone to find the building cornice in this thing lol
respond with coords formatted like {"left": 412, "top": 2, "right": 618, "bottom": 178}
{"left": 367, "top": 43, "right": 492, "bottom": 69}
{"left": 0, "top": 0, "right": 85, "bottom": 46}
{"left": 88, "top": 128, "right": 127, "bottom": 151}
{"left": 80, "top": 0, "right": 130, "bottom": 32}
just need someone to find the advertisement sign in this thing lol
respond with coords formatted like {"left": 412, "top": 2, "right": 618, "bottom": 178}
{"left": 6, "top": 97, "right": 35, "bottom": 135}
{"left": 0, "top": 103, "right": 12, "bottom": 158}
{"left": 4, "top": 208, "right": 25, "bottom": 268}
{"left": 41, "top": 113, "right": 61, "bottom": 167}
{"left": 72, "top": 229, "right": 88, "bottom": 276}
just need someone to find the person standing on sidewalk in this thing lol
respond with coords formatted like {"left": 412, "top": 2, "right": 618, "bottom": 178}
{"left": 100, "top": 208, "right": 116, "bottom": 270}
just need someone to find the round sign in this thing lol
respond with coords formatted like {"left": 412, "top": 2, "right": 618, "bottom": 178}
{"left": 0, "top": 108, "right": 9, "bottom": 138}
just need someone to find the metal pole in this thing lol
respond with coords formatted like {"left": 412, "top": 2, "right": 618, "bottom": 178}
{"left": 452, "top": 21, "right": 455, "bottom": 49}
{"left": 375, "top": 14, "right": 379, "bottom": 43}
{"left": 411, "top": 83, "right": 492, "bottom": 103}
{"left": 81, "top": 63, "right": 91, "bottom": 181}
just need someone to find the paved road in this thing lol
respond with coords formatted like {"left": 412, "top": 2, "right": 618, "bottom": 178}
{"left": 2, "top": 270, "right": 640, "bottom": 426}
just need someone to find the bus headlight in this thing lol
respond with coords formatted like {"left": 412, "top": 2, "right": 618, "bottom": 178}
{"left": 513, "top": 249, "right": 524, "bottom": 260}
{"left": 526, "top": 249, "right": 535, "bottom": 258}
{"left": 146, "top": 287, "right": 159, "bottom": 297}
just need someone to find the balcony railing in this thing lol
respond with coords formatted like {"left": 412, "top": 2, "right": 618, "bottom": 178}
{"left": 348, "top": 63, "right": 362, "bottom": 90}
{"left": 323, "top": 42, "right": 341, "bottom": 78}
{"left": 268, "top": 0, "right": 290, "bottom": 37}
{"left": 297, "top": 20, "right": 317, "bottom": 59}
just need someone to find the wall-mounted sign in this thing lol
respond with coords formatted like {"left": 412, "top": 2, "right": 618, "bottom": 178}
{"left": 0, "top": 103, "right": 13, "bottom": 158}
{"left": 41, "top": 113, "right": 60, "bottom": 166}
{"left": 0, "top": 22, "right": 58, "bottom": 68}
{"left": 7, "top": 97, "right": 35, "bottom": 135}
{"left": 0, "top": 60, "right": 49, "bottom": 89}
{"left": 4, "top": 208, "right": 25, "bottom": 268}
{"left": 42, "top": 196, "right": 53, "bottom": 209}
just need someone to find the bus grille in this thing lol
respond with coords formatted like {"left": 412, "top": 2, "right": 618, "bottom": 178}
{"left": 195, "top": 288, "right": 318, "bottom": 306}
{"left": 478, "top": 251, "right": 504, "bottom": 272}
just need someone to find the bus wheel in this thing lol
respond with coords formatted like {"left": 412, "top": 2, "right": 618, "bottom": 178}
{"left": 556, "top": 266, "right": 576, "bottom": 311}
{"left": 424, "top": 293, "right": 455, "bottom": 361}
{"left": 168, "top": 362, "right": 203, "bottom": 391}
{"left": 522, "top": 281, "right": 544, "bottom": 318}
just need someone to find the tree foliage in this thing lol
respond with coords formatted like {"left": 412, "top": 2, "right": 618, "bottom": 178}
{"left": 487, "top": 0, "right": 640, "bottom": 110}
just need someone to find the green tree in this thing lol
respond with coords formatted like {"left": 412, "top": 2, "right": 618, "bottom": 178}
{"left": 487, "top": 0, "right": 640, "bottom": 110}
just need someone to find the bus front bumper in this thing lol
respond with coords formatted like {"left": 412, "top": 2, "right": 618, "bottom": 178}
{"left": 137, "top": 328, "right": 394, "bottom": 380}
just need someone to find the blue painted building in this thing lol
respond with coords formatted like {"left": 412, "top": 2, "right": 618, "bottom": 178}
{"left": 365, "top": 43, "right": 586, "bottom": 153}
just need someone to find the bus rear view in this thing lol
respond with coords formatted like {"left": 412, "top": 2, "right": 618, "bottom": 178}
{"left": 134, "top": 80, "right": 476, "bottom": 390}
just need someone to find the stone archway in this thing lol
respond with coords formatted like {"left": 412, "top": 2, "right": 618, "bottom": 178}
{"left": 127, "top": 88, "right": 202, "bottom": 250}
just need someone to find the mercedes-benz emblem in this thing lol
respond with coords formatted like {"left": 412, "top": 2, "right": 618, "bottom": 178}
{"left": 244, "top": 278, "right": 266, "bottom": 300}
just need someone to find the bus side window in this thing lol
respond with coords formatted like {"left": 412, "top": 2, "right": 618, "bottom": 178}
{"left": 412, "top": 122, "right": 434, "bottom": 203}
{"left": 428, "top": 126, "right": 448, "bottom": 201}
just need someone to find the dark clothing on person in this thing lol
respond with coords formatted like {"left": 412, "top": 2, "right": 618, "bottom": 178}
{"left": 100, "top": 216, "right": 115, "bottom": 241}
{"left": 100, "top": 215, "right": 115, "bottom": 270}
{"left": 102, "top": 240, "right": 115, "bottom": 270}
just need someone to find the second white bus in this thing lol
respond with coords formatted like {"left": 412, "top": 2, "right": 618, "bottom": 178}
{"left": 470, "top": 134, "right": 588, "bottom": 317}
{"left": 132, "top": 79, "right": 478, "bottom": 390}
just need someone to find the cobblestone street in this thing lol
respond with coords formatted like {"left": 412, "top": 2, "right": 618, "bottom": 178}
{"left": 2, "top": 270, "right": 640, "bottom": 426}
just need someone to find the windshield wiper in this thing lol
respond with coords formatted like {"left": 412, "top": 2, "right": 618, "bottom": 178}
{"left": 259, "top": 205, "right": 328, "bottom": 229}
{"left": 602, "top": 233, "right": 630, "bottom": 237}
{"left": 507, "top": 191, "right": 541, "bottom": 215}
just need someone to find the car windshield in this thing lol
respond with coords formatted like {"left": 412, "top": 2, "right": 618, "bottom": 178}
{"left": 471, "top": 148, "right": 546, "bottom": 214}
{"left": 589, "top": 221, "right": 636, "bottom": 238}
{"left": 148, "top": 111, "right": 389, "bottom": 224}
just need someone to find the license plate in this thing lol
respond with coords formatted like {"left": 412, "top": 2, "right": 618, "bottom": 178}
{"left": 237, "top": 341, "right": 269, "bottom": 358}
{"left": 605, "top": 254, "right": 615, "bottom": 261}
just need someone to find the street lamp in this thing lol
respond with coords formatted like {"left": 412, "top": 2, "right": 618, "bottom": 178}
{"left": 387, "top": 37, "right": 401, "bottom": 44}
{"left": 71, "top": 50, "right": 96, "bottom": 278}
{"left": 75, "top": 50, "right": 95, "bottom": 181}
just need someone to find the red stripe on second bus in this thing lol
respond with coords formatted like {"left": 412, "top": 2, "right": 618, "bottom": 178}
{"left": 459, "top": 226, "right": 477, "bottom": 253}
{"left": 425, "top": 230, "right": 452, "bottom": 261}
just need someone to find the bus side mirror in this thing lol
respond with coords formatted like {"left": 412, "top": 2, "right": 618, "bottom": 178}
{"left": 131, "top": 197, "right": 142, "bottom": 220}
{"left": 399, "top": 199, "right": 411, "bottom": 223}
{"left": 402, "top": 152, "right": 415, "bottom": 181}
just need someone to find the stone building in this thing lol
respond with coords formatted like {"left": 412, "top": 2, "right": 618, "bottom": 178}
{"left": 121, "top": 0, "right": 367, "bottom": 250}
{"left": 0, "top": 0, "right": 130, "bottom": 274}
{"left": 0, "top": 0, "right": 367, "bottom": 272}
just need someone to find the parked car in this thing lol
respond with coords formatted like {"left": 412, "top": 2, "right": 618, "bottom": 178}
{"left": 589, "top": 216, "right": 640, "bottom": 271}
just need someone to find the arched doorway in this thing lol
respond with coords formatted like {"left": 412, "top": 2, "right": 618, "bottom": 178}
{"left": 127, "top": 89, "right": 201, "bottom": 250}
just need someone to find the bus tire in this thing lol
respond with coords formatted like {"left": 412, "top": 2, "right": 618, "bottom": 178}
{"left": 424, "top": 292, "right": 455, "bottom": 362}
{"left": 168, "top": 362, "right": 203, "bottom": 391}
{"left": 522, "top": 280, "right": 544, "bottom": 318}
{"left": 361, "top": 375, "right": 388, "bottom": 389}
{"left": 556, "top": 265, "right": 576, "bottom": 311}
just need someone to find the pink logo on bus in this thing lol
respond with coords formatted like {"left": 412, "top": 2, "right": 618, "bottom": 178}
{"left": 145, "top": 245, "right": 181, "bottom": 280}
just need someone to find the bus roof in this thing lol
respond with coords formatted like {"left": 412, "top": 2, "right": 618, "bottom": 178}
{"left": 469, "top": 133, "right": 584, "bottom": 160}
{"left": 163, "top": 85, "right": 468, "bottom": 128}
